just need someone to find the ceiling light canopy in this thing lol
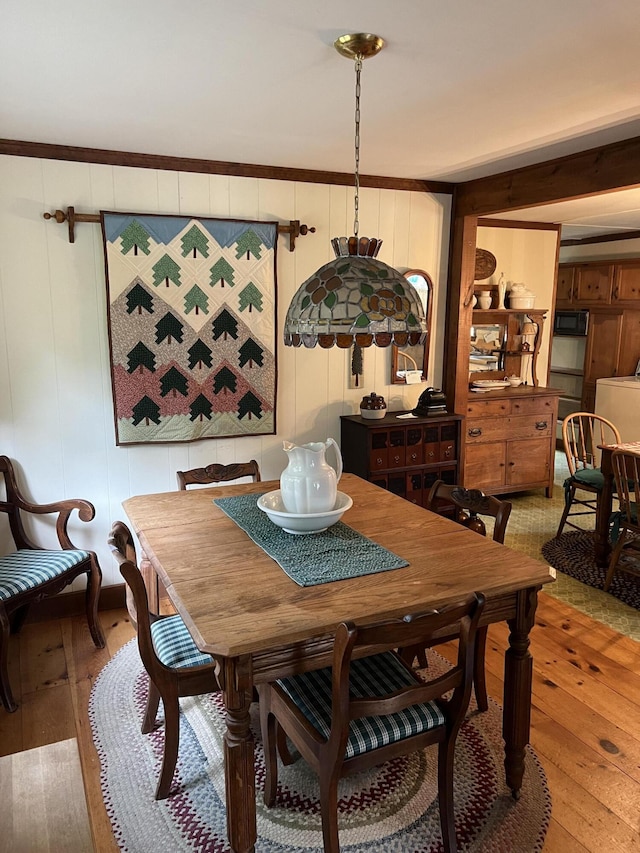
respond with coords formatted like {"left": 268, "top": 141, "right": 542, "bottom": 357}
{"left": 283, "top": 33, "right": 428, "bottom": 350}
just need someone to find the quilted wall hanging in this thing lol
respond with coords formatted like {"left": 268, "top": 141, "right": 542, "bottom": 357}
{"left": 101, "top": 212, "right": 277, "bottom": 445}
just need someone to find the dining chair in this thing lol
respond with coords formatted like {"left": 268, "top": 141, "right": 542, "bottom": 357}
{"left": 140, "top": 460, "right": 263, "bottom": 618}
{"left": 259, "top": 592, "right": 485, "bottom": 853}
{"left": 604, "top": 449, "right": 640, "bottom": 591}
{"left": 556, "top": 412, "right": 620, "bottom": 538}
{"left": 176, "top": 459, "right": 261, "bottom": 490}
{"left": 0, "top": 456, "right": 105, "bottom": 712}
{"left": 108, "top": 520, "right": 220, "bottom": 800}
{"left": 400, "top": 480, "right": 511, "bottom": 713}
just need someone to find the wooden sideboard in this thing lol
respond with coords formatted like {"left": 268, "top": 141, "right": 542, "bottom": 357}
{"left": 462, "top": 386, "right": 559, "bottom": 497}
{"left": 340, "top": 411, "right": 462, "bottom": 507}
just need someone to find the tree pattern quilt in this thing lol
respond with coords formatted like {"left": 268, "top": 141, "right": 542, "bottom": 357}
{"left": 101, "top": 212, "right": 277, "bottom": 445}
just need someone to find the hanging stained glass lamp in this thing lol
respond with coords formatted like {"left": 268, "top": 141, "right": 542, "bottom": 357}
{"left": 283, "top": 34, "right": 428, "bottom": 350}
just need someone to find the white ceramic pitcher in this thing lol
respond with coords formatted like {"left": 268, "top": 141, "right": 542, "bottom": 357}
{"left": 280, "top": 438, "right": 343, "bottom": 514}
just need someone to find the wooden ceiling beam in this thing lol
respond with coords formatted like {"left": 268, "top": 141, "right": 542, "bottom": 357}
{"left": 455, "top": 136, "right": 640, "bottom": 216}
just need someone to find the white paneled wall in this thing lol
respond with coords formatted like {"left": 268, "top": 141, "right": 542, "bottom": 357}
{"left": 0, "top": 154, "right": 451, "bottom": 587}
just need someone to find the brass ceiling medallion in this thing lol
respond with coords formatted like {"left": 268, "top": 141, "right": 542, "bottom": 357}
{"left": 283, "top": 33, "right": 427, "bottom": 350}
{"left": 333, "top": 33, "right": 385, "bottom": 60}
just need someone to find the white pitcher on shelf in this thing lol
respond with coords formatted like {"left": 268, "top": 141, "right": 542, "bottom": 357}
{"left": 280, "top": 438, "right": 343, "bottom": 514}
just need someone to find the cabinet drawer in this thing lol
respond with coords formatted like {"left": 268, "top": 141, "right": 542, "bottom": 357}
{"left": 508, "top": 414, "right": 553, "bottom": 440}
{"left": 466, "top": 414, "right": 552, "bottom": 443}
{"left": 511, "top": 396, "right": 557, "bottom": 416}
{"left": 465, "top": 418, "right": 509, "bottom": 443}
{"left": 466, "top": 399, "right": 512, "bottom": 417}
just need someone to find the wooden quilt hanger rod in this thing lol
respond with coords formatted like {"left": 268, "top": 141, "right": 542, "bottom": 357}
{"left": 43, "top": 206, "right": 315, "bottom": 252}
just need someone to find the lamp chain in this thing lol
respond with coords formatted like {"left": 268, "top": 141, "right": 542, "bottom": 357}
{"left": 353, "top": 54, "right": 363, "bottom": 239}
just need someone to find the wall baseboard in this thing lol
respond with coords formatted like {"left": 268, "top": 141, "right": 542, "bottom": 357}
{"left": 25, "top": 584, "right": 126, "bottom": 624}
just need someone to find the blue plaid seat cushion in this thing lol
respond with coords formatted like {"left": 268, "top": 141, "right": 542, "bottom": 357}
{"left": 276, "top": 651, "right": 446, "bottom": 759}
{"left": 0, "top": 549, "right": 90, "bottom": 601}
{"left": 150, "top": 615, "right": 213, "bottom": 669}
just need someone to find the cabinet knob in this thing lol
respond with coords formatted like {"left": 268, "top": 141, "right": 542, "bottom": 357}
{"left": 535, "top": 421, "right": 548, "bottom": 430}
{"left": 468, "top": 427, "right": 482, "bottom": 437}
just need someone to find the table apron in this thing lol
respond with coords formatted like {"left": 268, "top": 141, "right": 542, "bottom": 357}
{"left": 249, "top": 591, "right": 520, "bottom": 684}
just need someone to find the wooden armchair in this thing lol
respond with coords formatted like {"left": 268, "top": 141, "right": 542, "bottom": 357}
{"left": 108, "top": 521, "right": 221, "bottom": 799}
{"left": 259, "top": 593, "right": 485, "bottom": 853}
{"left": 401, "top": 480, "right": 512, "bottom": 712}
{"left": 0, "top": 456, "right": 105, "bottom": 712}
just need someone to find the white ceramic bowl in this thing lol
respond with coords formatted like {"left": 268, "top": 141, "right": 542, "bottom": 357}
{"left": 509, "top": 297, "right": 535, "bottom": 309}
{"left": 506, "top": 376, "right": 523, "bottom": 387}
{"left": 257, "top": 490, "right": 353, "bottom": 535}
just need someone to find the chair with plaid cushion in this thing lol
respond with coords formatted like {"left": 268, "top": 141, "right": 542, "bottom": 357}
{"left": 259, "top": 592, "right": 485, "bottom": 853}
{"left": 0, "top": 456, "right": 105, "bottom": 712}
{"left": 108, "top": 521, "right": 221, "bottom": 799}
{"left": 401, "top": 480, "right": 512, "bottom": 713}
{"left": 556, "top": 412, "right": 621, "bottom": 537}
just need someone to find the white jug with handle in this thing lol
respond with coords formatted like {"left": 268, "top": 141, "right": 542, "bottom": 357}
{"left": 280, "top": 438, "right": 343, "bottom": 514}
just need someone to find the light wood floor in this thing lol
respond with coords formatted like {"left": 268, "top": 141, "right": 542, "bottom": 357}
{"left": 0, "top": 598, "right": 639, "bottom": 852}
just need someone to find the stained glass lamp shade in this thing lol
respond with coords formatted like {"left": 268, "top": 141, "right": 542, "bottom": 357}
{"left": 284, "top": 236, "right": 427, "bottom": 349}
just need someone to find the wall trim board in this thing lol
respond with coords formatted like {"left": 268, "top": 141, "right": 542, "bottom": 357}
{"left": 24, "top": 584, "right": 126, "bottom": 624}
{"left": 0, "top": 138, "right": 454, "bottom": 196}
{"left": 560, "top": 229, "right": 640, "bottom": 247}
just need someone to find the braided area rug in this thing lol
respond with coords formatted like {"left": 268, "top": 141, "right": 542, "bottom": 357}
{"left": 542, "top": 531, "right": 640, "bottom": 610}
{"left": 89, "top": 639, "right": 551, "bottom": 852}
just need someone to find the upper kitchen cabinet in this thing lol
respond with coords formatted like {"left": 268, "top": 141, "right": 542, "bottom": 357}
{"left": 574, "top": 263, "right": 613, "bottom": 305}
{"left": 555, "top": 265, "right": 576, "bottom": 308}
{"left": 556, "top": 259, "right": 640, "bottom": 308}
{"left": 613, "top": 260, "right": 640, "bottom": 305}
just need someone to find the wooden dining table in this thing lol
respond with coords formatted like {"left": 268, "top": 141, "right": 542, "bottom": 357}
{"left": 123, "top": 473, "right": 555, "bottom": 853}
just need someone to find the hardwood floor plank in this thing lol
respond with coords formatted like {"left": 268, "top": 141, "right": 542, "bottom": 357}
{"left": 543, "top": 818, "right": 590, "bottom": 852}
{"left": 530, "top": 706, "right": 638, "bottom": 828}
{"left": 19, "top": 620, "right": 68, "bottom": 695}
{"left": 488, "top": 621, "right": 640, "bottom": 739}
{"left": 62, "top": 613, "right": 131, "bottom": 853}
{"left": 541, "top": 759, "right": 640, "bottom": 852}
{"left": 20, "top": 682, "right": 76, "bottom": 751}
{"left": 483, "top": 631, "right": 640, "bottom": 784}
{"left": 99, "top": 608, "right": 134, "bottom": 658}
{"left": 0, "top": 738, "right": 93, "bottom": 853}
{"left": 537, "top": 593, "right": 640, "bottom": 665}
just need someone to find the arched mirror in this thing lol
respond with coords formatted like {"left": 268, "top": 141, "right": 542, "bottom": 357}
{"left": 391, "top": 269, "right": 432, "bottom": 384}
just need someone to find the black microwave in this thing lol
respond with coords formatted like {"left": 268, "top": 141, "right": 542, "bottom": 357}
{"left": 553, "top": 310, "right": 588, "bottom": 336}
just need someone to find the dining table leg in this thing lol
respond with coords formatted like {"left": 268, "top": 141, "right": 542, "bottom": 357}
{"left": 594, "top": 447, "right": 614, "bottom": 568}
{"left": 502, "top": 586, "right": 539, "bottom": 799}
{"left": 221, "top": 655, "right": 256, "bottom": 853}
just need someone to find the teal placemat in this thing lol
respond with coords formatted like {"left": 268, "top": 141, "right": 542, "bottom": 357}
{"left": 213, "top": 493, "right": 409, "bottom": 587}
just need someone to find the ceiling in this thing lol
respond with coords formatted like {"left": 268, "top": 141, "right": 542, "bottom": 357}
{"left": 4, "top": 1, "right": 640, "bottom": 236}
